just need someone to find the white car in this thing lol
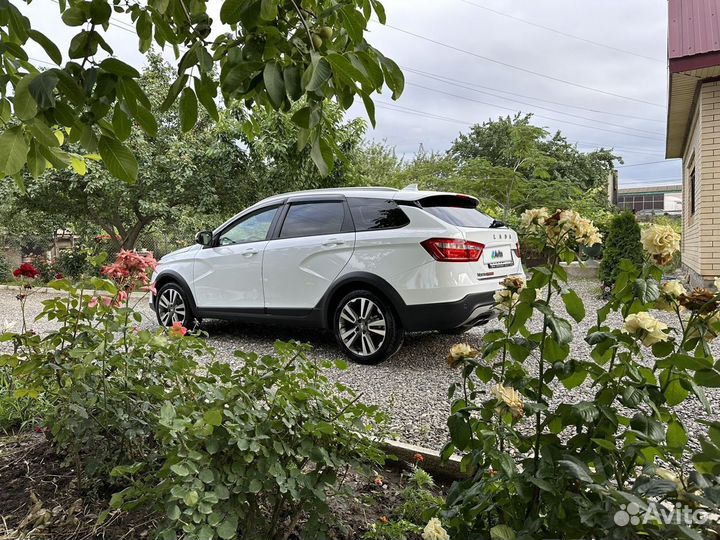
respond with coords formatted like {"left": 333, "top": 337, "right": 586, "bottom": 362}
{"left": 150, "top": 186, "right": 525, "bottom": 364}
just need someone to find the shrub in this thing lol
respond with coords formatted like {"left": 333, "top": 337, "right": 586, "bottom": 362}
{"left": 5, "top": 252, "right": 386, "bottom": 540}
{"left": 441, "top": 214, "right": 719, "bottom": 539}
{"left": 0, "top": 254, "right": 11, "bottom": 282}
{"left": 599, "top": 211, "right": 643, "bottom": 286}
{"left": 54, "top": 249, "right": 93, "bottom": 279}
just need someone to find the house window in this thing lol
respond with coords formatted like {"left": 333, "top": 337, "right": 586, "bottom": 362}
{"left": 689, "top": 166, "right": 696, "bottom": 216}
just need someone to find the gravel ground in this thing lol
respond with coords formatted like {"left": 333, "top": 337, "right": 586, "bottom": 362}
{"left": 1, "top": 280, "right": 718, "bottom": 452}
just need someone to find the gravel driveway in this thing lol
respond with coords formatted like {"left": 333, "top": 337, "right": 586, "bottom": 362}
{"left": 1, "top": 279, "right": 718, "bottom": 452}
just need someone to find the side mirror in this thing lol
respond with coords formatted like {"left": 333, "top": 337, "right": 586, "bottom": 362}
{"left": 195, "top": 230, "right": 213, "bottom": 247}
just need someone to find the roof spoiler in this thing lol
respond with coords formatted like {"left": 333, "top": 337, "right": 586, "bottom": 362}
{"left": 402, "top": 183, "right": 419, "bottom": 191}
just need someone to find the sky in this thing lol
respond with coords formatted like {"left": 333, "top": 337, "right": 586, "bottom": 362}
{"left": 20, "top": 0, "right": 678, "bottom": 188}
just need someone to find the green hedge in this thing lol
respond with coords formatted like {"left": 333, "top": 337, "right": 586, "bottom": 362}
{"left": 599, "top": 211, "right": 644, "bottom": 285}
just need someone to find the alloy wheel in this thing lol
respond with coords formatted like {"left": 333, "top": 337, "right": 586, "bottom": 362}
{"left": 157, "top": 288, "right": 186, "bottom": 326}
{"left": 338, "top": 297, "right": 387, "bottom": 356}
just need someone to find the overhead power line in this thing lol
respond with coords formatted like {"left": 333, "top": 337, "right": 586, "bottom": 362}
{"left": 402, "top": 67, "right": 665, "bottom": 124}
{"left": 617, "top": 160, "right": 677, "bottom": 168}
{"left": 459, "top": 0, "right": 665, "bottom": 63}
{"left": 405, "top": 81, "right": 664, "bottom": 141}
{"left": 376, "top": 21, "right": 666, "bottom": 109}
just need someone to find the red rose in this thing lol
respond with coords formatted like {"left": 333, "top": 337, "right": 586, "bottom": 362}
{"left": 13, "top": 263, "right": 40, "bottom": 279}
{"left": 54, "top": 273, "right": 64, "bottom": 280}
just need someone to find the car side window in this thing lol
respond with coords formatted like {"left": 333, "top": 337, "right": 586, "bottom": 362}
{"left": 218, "top": 206, "right": 279, "bottom": 246}
{"left": 348, "top": 198, "right": 410, "bottom": 231}
{"left": 279, "top": 201, "right": 345, "bottom": 239}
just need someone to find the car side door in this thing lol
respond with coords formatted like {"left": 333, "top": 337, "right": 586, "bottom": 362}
{"left": 262, "top": 198, "right": 355, "bottom": 311}
{"left": 192, "top": 204, "right": 281, "bottom": 309}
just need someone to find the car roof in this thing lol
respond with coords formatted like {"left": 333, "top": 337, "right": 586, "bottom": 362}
{"left": 253, "top": 186, "right": 478, "bottom": 205}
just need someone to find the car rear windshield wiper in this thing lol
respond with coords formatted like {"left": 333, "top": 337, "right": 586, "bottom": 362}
{"left": 489, "top": 219, "right": 507, "bottom": 228}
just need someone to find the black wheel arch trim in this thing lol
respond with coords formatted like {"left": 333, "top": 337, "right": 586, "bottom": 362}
{"left": 153, "top": 271, "right": 199, "bottom": 318}
{"left": 317, "top": 272, "right": 407, "bottom": 330}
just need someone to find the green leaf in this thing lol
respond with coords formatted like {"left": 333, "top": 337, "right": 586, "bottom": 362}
{"left": 28, "top": 119, "right": 60, "bottom": 148}
{"left": 263, "top": 62, "right": 285, "bottom": 109}
{"left": 112, "top": 104, "right": 131, "bottom": 140}
{"left": 216, "top": 515, "right": 238, "bottom": 539}
{"left": 663, "top": 376, "right": 689, "bottom": 406}
{"left": 203, "top": 409, "right": 223, "bottom": 427}
{"left": 558, "top": 457, "right": 593, "bottom": 483}
{"left": 448, "top": 412, "right": 472, "bottom": 450}
{"left": 125, "top": 99, "right": 158, "bottom": 137}
{"left": 260, "top": 0, "right": 277, "bottom": 20}
{"left": 160, "top": 74, "right": 188, "bottom": 112}
{"left": 630, "top": 412, "right": 664, "bottom": 443}
{"left": 27, "top": 140, "right": 46, "bottom": 178}
{"left": 0, "top": 126, "right": 29, "bottom": 176}
{"left": 283, "top": 66, "right": 302, "bottom": 101}
{"left": 183, "top": 489, "right": 199, "bottom": 506}
{"left": 326, "top": 53, "right": 370, "bottom": 86}
{"left": 291, "top": 105, "right": 320, "bottom": 129}
{"left": 28, "top": 71, "right": 59, "bottom": 109}
{"left": 306, "top": 57, "right": 332, "bottom": 92}
{"left": 490, "top": 525, "right": 516, "bottom": 540}
{"left": 98, "top": 136, "right": 138, "bottom": 183}
{"left": 166, "top": 503, "right": 181, "bottom": 521}
{"left": 248, "top": 479, "right": 262, "bottom": 493}
{"left": 101, "top": 58, "right": 141, "bottom": 78}
{"left": 310, "top": 136, "right": 333, "bottom": 176}
{"left": 561, "top": 289, "right": 585, "bottom": 323}
{"left": 667, "top": 420, "right": 688, "bottom": 450}
{"left": 61, "top": 6, "right": 87, "bottom": 26}
{"left": 194, "top": 78, "right": 219, "bottom": 121}
{"left": 178, "top": 87, "right": 198, "bottom": 132}
{"left": 360, "top": 93, "right": 376, "bottom": 128}
{"left": 634, "top": 278, "right": 660, "bottom": 304}
{"left": 219, "top": 0, "right": 244, "bottom": 24}
{"left": 14, "top": 73, "right": 39, "bottom": 120}
{"left": 170, "top": 463, "right": 190, "bottom": 476}
{"left": 379, "top": 54, "right": 404, "bottom": 99}
{"left": 28, "top": 29, "right": 62, "bottom": 64}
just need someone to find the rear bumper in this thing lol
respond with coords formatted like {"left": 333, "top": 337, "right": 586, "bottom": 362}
{"left": 399, "top": 291, "right": 496, "bottom": 332}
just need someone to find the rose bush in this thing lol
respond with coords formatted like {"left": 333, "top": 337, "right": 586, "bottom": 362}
{"left": 441, "top": 215, "right": 720, "bottom": 539}
{"left": 2, "top": 251, "right": 388, "bottom": 539}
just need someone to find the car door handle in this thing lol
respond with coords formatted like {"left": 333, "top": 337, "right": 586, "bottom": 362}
{"left": 242, "top": 248, "right": 259, "bottom": 256}
{"left": 322, "top": 238, "right": 345, "bottom": 247}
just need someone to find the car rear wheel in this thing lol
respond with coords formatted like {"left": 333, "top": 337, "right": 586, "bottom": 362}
{"left": 155, "top": 282, "right": 195, "bottom": 329}
{"left": 333, "top": 289, "right": 403, "bottom": 365}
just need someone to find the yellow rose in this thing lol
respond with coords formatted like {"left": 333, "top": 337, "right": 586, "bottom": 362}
{"left": 422, "top": 518, "right": 450, "bottom": 540}
{"left": 520, "top": 207, "right": 549, "bottom": 230}
{"left": 663, "top": 280, "right": 687, "bottom": 298}
{"left": 656, "top": 281, "right": 687, "bottom": 312}
{"left": 491, "top": 383, "right": 524, "bottom": 419}
{"left": 494, "top": 289, "right": 519, "bottom": 312}
{"left": 641, "top": 225, "right": 681, "bottom": 263}
{"left": 622, "top": 312, "right": 669, "bottom": 346}
{"left": 447, "top": 343, "right": 479, "bottom": 367}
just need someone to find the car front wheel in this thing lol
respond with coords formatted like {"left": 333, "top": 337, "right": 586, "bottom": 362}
{"left": 333, "top": 290, "right": 403, "bottom": 365}
{"left": 155, "top": 282, "right": 194, "bottom": 329}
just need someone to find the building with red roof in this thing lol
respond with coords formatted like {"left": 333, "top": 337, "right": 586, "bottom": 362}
{"left": 667, "top": 0, "right": 720, "bottom": 285}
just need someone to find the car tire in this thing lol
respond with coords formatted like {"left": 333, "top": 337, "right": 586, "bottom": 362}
{"left": 155, "top": 282, "right": 196, "bottom": 329}
{"left": 332, "top": 289, "right": 403, "bottom": 365}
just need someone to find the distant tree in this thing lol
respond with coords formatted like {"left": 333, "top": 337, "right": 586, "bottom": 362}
{"left": 345, "top": 140, "right": 403, "bottom": 187}
{"left": 16, "top": 55, "right": 248, "bottom": 251}
{"left": 599, "top": 211, "right": 644, "bottom": 286}
{"left": 447, "top": 114, "right": 619, "bottom": 219}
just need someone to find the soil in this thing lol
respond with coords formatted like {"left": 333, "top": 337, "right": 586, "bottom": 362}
{"left": 0, "top": 433, "right": 445, "bottom": 539}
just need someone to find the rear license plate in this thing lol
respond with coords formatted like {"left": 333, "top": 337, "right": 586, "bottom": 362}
{"left": 484, "top": 245, "right": 513, "bottom": 268}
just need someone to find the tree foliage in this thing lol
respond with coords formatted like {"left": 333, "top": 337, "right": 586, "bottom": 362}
{"left": 0, "top": 0, "right": 402, "bottom": 183}
{"left": 599, "top": 210, "right": 644, "bottom": 286}
{"left": 15, "top": 54, "right": 248, "bottom": 250}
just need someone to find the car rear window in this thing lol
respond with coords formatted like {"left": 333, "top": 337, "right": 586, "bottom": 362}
{"left": 418, "top": 195, "right": 495, "bottom": 228}
{"left": 348, "top": 198, "right": 410, "bottom": 231}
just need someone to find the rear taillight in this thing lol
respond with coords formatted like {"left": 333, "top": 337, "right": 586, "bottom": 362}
{"left": 421, "top": 238, "right": 484, "bottom": 262}
{"left": 514, "top": 242, "right": 522, "bottom": 259}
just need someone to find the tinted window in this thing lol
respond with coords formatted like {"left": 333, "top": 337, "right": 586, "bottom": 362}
{"left": 419, "top": 195, "right": 494, "bottom": 228}
{"left": 279, "top": 201, "right": 344, "bottom": 238}
{"left": 219, "top": 206, "right": 278, "bottom": 245}
{"left": 348, "top": 198, "right": 409, "bottom": 231}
